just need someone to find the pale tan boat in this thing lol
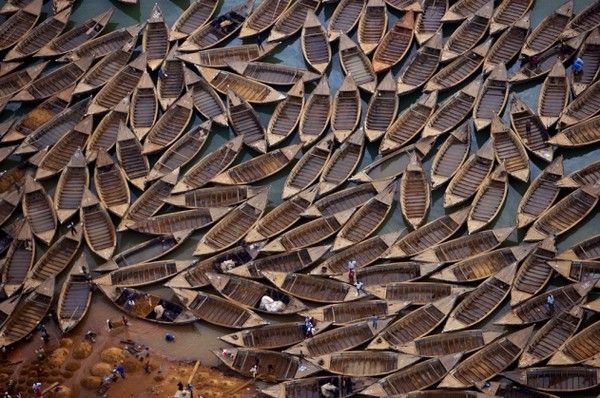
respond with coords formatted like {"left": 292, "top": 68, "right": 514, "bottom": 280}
{"left": 319, "top": 128, "right": 364, "bottom": 195}
{"left": 521, "top": 0, "right": 572, "bottom": 57}
{"left": 157, "top": 45, "right": 184, "bottom": 111}
{"left": 308, "top": 351, "right": 419, "bottom": 377}
{"left": 301, "top": 300, "right": 408, "bottom": 326}
{"left": 430, "top": 120, "right": 472, "bottom": 189}
{"left": 490, "top": 0, "right": 533, "bottom": 34}
{"left": 396, "top": 330, "right": 502, "bottom": 357}
{"left": 510, "top": 94, "right": 554, "bottom": 161}
{"left": 167, "top": 185, "right": 263, "bottom": 210}
{"left": 221, "top": 320, "right": 331, "bottom": 349}
{"left": 327, "top": 0, "right": 365, "bottom": 41}
{"left": 396, "top": 32, "right": 443, "bottom": 95}
{"left": 331, "top": 76, "right": 360, "bottom": 142}
{"left": 558, "top": 159, "right": 600, "bottom": 189}
{"left": 549, "top": 259, "right": 600, "bottom": 286}
{"left": 383, "top": 0, "right": 421, "bottom": 12}
{"left": 283, "top": 137, "right": 332, "bottom": 199}
{"left": 501, "top": 366, "right": 600, "bottom": 393}
{"left": 142, "top": 93, "right": 194, "bottom": 154}
{"left": 226, "top": 90, "right": 266, "bottom": 153}
{"left": 177, "top": 42, "right": 278, "bottom": 68}
{"left": 559, "top": 0, "right": 600, "bottom": 39}
{"left": 369, "top": 281, "right": 471, "bottom": 305}
{"left": 229, "top": 60, "right": 319, "bottom": 86}
{"left": 53, "top": 148, "right": 89, "bottom": 224}
{"left": 239, "top": 0, "right": 291, "bottom": 38}
{"left": 357, "top": 0, "right": 387, "bottom": 54}
{"left": 299, "top": 77, "right": 331, "bottom": 147}
{"left": 184, "top": 67, "right": 227, "bottom": 126}
{"left": 93, "top": 150, "right": 130, "bottom": 218}
{"left": 86, "top": 97, "right": 130, "bottom": 159}
{"left": 0, "top": 188, "right": 22, "bottom": 228}
{"left": 584, "top": 297, "right": 600, "bottom": 312}
{"left": 129, "top": 71, "right": 158, "bottom": 139}
{"left": 265, "top": 81, "right": 304, "bottom": 148}
{"left": 441, "top": 0, "right": 489, "bottom": 22}
{"left": 80, "top": 190, "right": 116, "bottom": 260}
{"left": 57, "top": 259, "right": 92, "bottom": 332}
{"left": 556, "top": 234, "right": 600, "bottom": 261}
{"left": 441, "top": 1, "right": 493, "bottom": 63}
{"left": 262, "top": 271, "right": 361, "bottom": 304}
{"left": 414, "top": 0, "right": 446, "bottom": 44}
{"left": 400, "top": 155, "right": 430, "bottom": 229}
{"left": 338, "top": 33, "right": 377, "bottom": 93}
{"left": 1, "top": 222, "right": 35, "bottom": 297}
{"left": 491, "top": 116, "right": 530, "bottom": 182}
{"left": 332, "top": 261, "right": 442, "bottom": 286}
{"left": 0, "top": 0, "right": 42, "bottom": 51}
{"left": 0, "top": 62, "right": 47, "bottom": 103}
{"left": 371, "top": 10, "right": 414, "bottom": 72}
{"left": 538, "top": 62, "right": 570, "bottom": 128}
{"left": 510, "top": 236, "right": 557, "bottom": 306}
{"left": 301, "top": 12, "right": 331, "bottom": 74}
{"left": 364, "top": 72, "right": 398, "bottom": 142}
{"left": 267, "top": 0, "right": 320, "bottom": 42}
{"left": 169, "top": 0, "right": 219, "bottom": 41}
{"left": 466, "top": 165, "right": 508, "bottom": 233}
{"left": 548, "top": 317, "right": 600, "bottom": 365}
{"left": 569, "top": 28, "right": 600, "bottom": 96}
{"left": 473, "top": 64, "right": 509, "bottom": 131}
{"left": 95, "top": 260, "right": 191, "bottom": 289}
{"left": 142, "top": 4, "right": 169, "bottom": 71}
{"left": 22, "top": 175, "right": 57, "bottom": 245}
{"left": 550, "top": 113, "right": 600, "bottom": 147}
{"left": 483, "top": 13, "right": 530, "bottom": 74}
{"left": 115, "top": 122, "right": 149, "bottom": 191}
{"left": 262, "top": 376, "right": 375, "bottom": 398}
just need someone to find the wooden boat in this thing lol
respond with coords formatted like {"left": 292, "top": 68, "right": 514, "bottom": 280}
{"left": 525, "top": 184, "right": 600, "bottom": 241}
{"left": 369, "top": 282, "right": 470, "bottom": 305}
{"left": 441, "top": 0, "right": 488, "bottom": 22}
{"left": 262, "top": 376, "right": 375, "bottom": 398}
{"left": 503, "top": 367, "right": 600, "bottom": 393}
{"left": 194, "top": 191, "right": 269, "bottom": 256}
{"left": 397, "top": 329, "right": 501, "bottom": 357}
{"left": 559, "top": 160, "right": 600, "bottom": 189}
{"left": 432, "top": 244, "right": 536, "bottom": 283}
{"left": 0, "top": 0, "right": 36, "bottom": 14}
{"left": 59, "top": 24, "right": 143, "bottom": 62}
{"left": 79, "top": 190, "right": 116, "bottom": 260}
{"left": 263, "top": 271, "right": 361, "bottom": 303}
{"left": 551, "top": 113, "right": 600, "bottom": 147}
{"left": 308, "top": 351, "right": 419, "bottom": 377}
{"left": 438, "top": 327, "right": 534, "bottom": 388}
{"left": 147, "top": 122, "right": 210, "bottom": 182}
{"left": 301, "top": 300, "right": 408, "bottom": 326}
{"left": 444, "top": 264, "right": 516, "bottom": 332}
{"left": 172, "top": 136, "right": 243, "bottom": 193}
{"left": 539, "top": 62, "right": 570, "bottom": 128}
{"left": 357, "top": 0, "right": 387, "bottom": 54}
{"left": 400, "top": 155, "right": 430, "bottom": 229}
{"left": 498, "top": 279, "right": 596, "bottom": 325}
{"left": 229, "top": 61, "right": 318, "bottom": 86}
{"left": 22, "top": 176, "right": 57, "bottom": 245}
{"left": 415, "top": 226, "right": 514, "bottom": 263}
{"left": 177, "top": 42, "right": 278, "bottom": 68}
{"left": 330, "top": 76, "right": 360, "bottom": 142}
{"left": 584, "top": 298, "right": 600, "bottom": 312}
{"left": 425, "top": 40, "right": 491, "bottom": 92}
{"left": 129, "top": 71, "right": 158, "bottom": 139}
{"left": 116, "top": 122, "right": 149, "bottom": 191}
{"left": 157, "top": 46, "right": 184, "bottom": 110}
{"left": 338, "top": 33, "right": 377, "bottom": 92}
{"left": 414, "top": 0, "right": 446, "bottom": 44}
{"left": 473, "top": 64, "right": 509, "bottom": 130}
{"left": 99, "top": 285, "right": 196, "bottom": 324}
{"left": 239, "top": 0, "right": 291, "bottom": 38}
{"left": 516, "top": 157, "right": 562, "bottom": 228}
{"left": 332, "top": 262, "right": 442, "bottom": 286}
{"left": 441, "top": 1, "right": 493, "bottom": 63}
{"left": 87, "top": 53, "right": 146, "bottom": 114}
{"left": 93, "top": 150, "right": 130, "bottom": 218}
{"left": 319, "top": 128, "right": 364, "bottom": 194}
{"left": 519, "top": 306, "right": 584, "bottom": 367}
{"left": 560, "top": 0, "right": 600, "bottom": 39}
{"left": 143, "top": 4, "right": 169, "bottom": 70}
{"left": 0, "top": 62, "right": 47, "bottom": 103}
{"left": 327, "top": 0, "right": 365, "bottom": 41}
{"left": 364, "top": 73, "right": 398, "bottom": 142}
{"left": 466, "top": 165, "right": 508, "bottom": 233}
{"left": 372, "top": 11, "right": 414, "bottom": 73}
{"left": 491, "top": 116, "right": 530, "bottom": 182}
{"left": 0, "top": 188, "right": 22, "bottom": 228}
{"left": 1, "top": 222, "right": 35, "bottom": 297}
{"left": 169, "top": 0, "right": 219, "bottom": 40}
{"left": 54, "top": 148, "right": 89, "bottom": 223}
{"left": 173, "top": 288, "right": 267, "bottom": 329}
{"left": 490, "top": 0, "right": 533, "bottom": 34}
{"left": 0, "top": 277, "right": 54, "bottom": 347}
{"left": 397, "top": 33, "right": 442, "bottom": 95}
{"left": 57, "top": 261, "right": 92, "bottom": 332}
{"left": 510, "top": 94, "right": 554, "bottom": 162}
{"left": 569, "top": 28, "right": 600, "bottom": 96}
{"left": 510, "top": 236, "right": 556, "bottom": 306}
{"left": 282, "top": 136, "right": 331, "bottom": 198}
{"left": 267, "top": 0, "right": 320, "bottom": 42}
{"left": 557, "top": 234, "right": 600, "bottom": 261}
{"left": 549, "top": 317, "right": 600, "bottom": 365}
{"left": 126, "top": 207, "right": 229, "bottom": 236}
{"left": 95, "top": 260, "right": 192, "bottom": 288}
{"left": 180, "top": 0, "right": 253, "bottom": 52}
{"left": 550, "top": 259, "right": 600, "bottom": 286}
{"left": 167, "top": 185, "right": 263, "bottom": 209}
{"left": 367, "top": 296, "right": 459, "bottom": 350}
{"left": 361, "top": 354, "right": 462, "bottom": 396}
{"left": 23, "top": 224, "right": 82, "bottom": 291}
{"left": 0, "top": 0, "right": 41, "bottom": 51}
{"left": 521, "top": 0, "right": 573, "bottom": 57}
{"left": 183, "top": 67, "right": 226, "bottom": 126}
{"left": 221, "top": 321, "right": 331, "bottom": 349}
{"left": 299, "top": 77, "right": 331, "bottom": 147}
{"left": 423, "top": 79, "right": 481, "bottom": 137}
{"left": 142, "top": 93, "right": 194, "bottom": 154}
{"left": 86, "top": 97, "right": 130, "bottom": 160}
{"left": 430, "top": 121, "right": 471, "bottom": 189}
{"left": 484, "top": 14, "right": 530, "bottom": 74}
{"left": 301, "top": 12, "right": 331, "bottom": 74}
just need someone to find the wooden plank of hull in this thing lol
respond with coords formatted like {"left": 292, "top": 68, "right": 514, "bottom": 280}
{"left": 491, "top": 116, "right": 530, "bottom": 182}
{"left": 430, "top": 120, "right": 471, "bottom": 189}
{"left": 364, "top": 72, "right": 398, "bottom": 142}
{"left": 558, "top": 159, "right": 600, "bottom": 188}
{"left": 80, "top": 190, "right": 116, "bottom": 260}
{"left": 510, "top": 236, "right": 557, "bottom": 306}
{"left": 142, "top": 4, "right": 169, "bottom": 71}
{"left": 556, "top": 234, "right": 600, "bottom": 261}
{"left": 0, "top": 62, "right": 47, "bottom": 103}
{"left": 549, "top": 259, "right": 600, "bottom": 286}
{"left": 169, "top": 0, "right": 219, "bottom": 41}
{"left": 560, "top": 79, "right": 600, "bottom": 126}
{"left": 262, "top": 376, "right": 376, "bottom": 398}
{"left": 538, "top": 62, "right": 570, "bottom": 128}
{"left": 94, "top": 150, "right": 130, "bottom": 218}
{"left": 22, "top": 175, "right": 57, "bottom": 245}
{"left": 584, "top": 297, "right": 600, "bottom": 312}
{"left": 319, "top": 128, "right": 364, "bottom": 195}
{"left": 516, "top": 157, "right": 562, "bottom": 228}
{"left": 116, "top": 122, "right": 149, "bottom": 192}
{"left": 441, "top": 1, "right": 493, "bottom": 64}
{"left": 569, "top": 28, "right": 600, "bottom": 96}
{"left": 331, "top": 262, "right": 443, "bottom": 285}
{"left": 265, "top": 81, "right": 304, "bottom": 148}
{"left": 127, "top": 208, "right": 229, "bottom": 236}
{"left": 0, "top": 0, "right": 42, "bottom": 51}
{"left": 184, "top": 67, "right": 227, "bottom": 125}
{"left": 263, "top": 271, "right": 361, "bottom": 303}
{"left": 0, "top": 188, "right": 22, "bottom": 229}
{"left": 54, "top": 148, "right": 89, "bottom": 224}
{"left": 338, "top": 33, "right": 377, "bottom": 93}
{"left": 331, "top": 76, "right": 360, "bottom": 142}
{"left": 510, "top": 94, "right": 554, "bottom": 162}
{"left": 177, "top": 42, "right": 279, "bottom": 69}
{"left": 372, "top": 11, "right": 414, "bottom": 73}
{"left": 478, "top": 380, "right": 561, "bottom": 398}
{"left": 301, "top": 12, "right": 331, "bottom": 74}
{"left": 157, "top": 45, "right": 184, "bottom": 111}
{"left": 473, "top": 64, "right": 509, "bottom": 131}
{"left": 400, "top": 155, "right": 430, "bottom": 229}
{"left": 397, "top": 33, "right": 443, "bottom": 95}
{"left": 466, "top": 165, "right": 508, "bottom": 233}
{"left": 396, "top": 330, "right": 502, "bottom": 357}
{"left": 560, "top": 0, "right": 600, "bottom": 39}
{"left": 490, "top": 0, "right": 533, "bottom": 34}
{"left": 357, "top": 0, "right": 388, "bottom": 54}
{"left": 484, "top": 14, "right": 530, "bottom": 74}
{"left": 327, "top": 0, "right": 365, "bottom": 41}
{"left": 1, "top": 222, "right": 35, "bottom": 297}
{"left": 298, "top": 77, "right": 331, "bottom": 147}
{"left": 129, "top": 71, "right": 158, "bottom": 139}
{"left": 369, "top": 283, "right": 471, "bottom": 305}
{"left": 414, "top": 0, "right": 446, "bottom": 45}
{"left": 229, "top": 61, "right": 319, "bottom": 86}
{"left": 301, "top": 300, "right": 409, "bottom": 326}
{"left": 551, "top": 113, "right": 600, "bottom": 147}
{"left": 86, "top": 98, "right": 130, "bottom": 161}
{"left": 94, "top": 260, "right": 192, "bottom": 288}
{"left": 521, "top": 0, "right": 572, "bottom": 57}
{"left": 441, "top": 0, "right": 488, "bottom": 22}
{"left": 226, "top": 90, "right": 267, "bottom": 153}
{"left": 267, "top": 0, "right": 320, "bottom": 42}
{"left": 221, "top": 321, "right": 332, "bottom": 349}
{"left": 166, "top": 185, "right": 262, "bottom": 210}
{"left": 548, "top": 316, "right": 600, "bottom": 365}
{"left": 239, "top": 0, "right": 291, "bottom": 38}
{"left": 308, "top": 351, "right": 419, "bottom": 377}
{"left": 283, "top": 136, "right": 331, "bottom": 199}
{"left": 142, "top": 93, "right": 194, "bottom": 154}
{"left": 57, "top": 258, "right": 92, "bottom": 332}
{"left": 502, "top": 367, "right": 600, "bottom": 392}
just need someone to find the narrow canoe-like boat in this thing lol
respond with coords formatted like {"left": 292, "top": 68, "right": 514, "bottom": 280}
{"left": 510, "top": 236, "right": 557, "bottom": 306}
{"left": 331, "top": 76, "right": 360, "bottom": 142}
{"left": 299, "top": 77, "right": 331, "bottom": 147}
{"left": 173, "top": 136, "right": 243, "bottom": 193}
{"left": 332, "top": 262, "right": 442, "bottom": 286}
{"left": 147, "top": 122, "right": 210, "bottom": 182}
{"left": 503, "top": 367, "right": 600, "bottom": 393}
{"left": 516, "top": 157, "right": 563, "bottom": 228}
{"left": 0, "top": 0, "right": 42, "bottom": 51}
{"left": 444, "top": 264, "right": 516, "bottom": 332}
{"left": 157, "top": 46, "right": 184, "bottom": 111}
{"left": 129, "top": 71, "right": 158, "bottom": 139}
{"left": 357, "top": 0, "right": 387, "bottom": 54}
{"left": 364, "top": 72, "right": 398, "bottom": 142}
{"left": 372, "top": 11, "right": 415, "bottom": 73}
{"left": 473, "top": 64, "right": 509, "bottom": 130}
{"left": 425, "top": 40, "right": 491, "bottom": 92}
{"left": 519, "top": 306, "right": 584, "bottom": 368}
{"left": 327, "top": 0, "right": 364, "bottom": 41}
{"left": 560, "top": 0, "right": 600, "bottom": 39}
{"left": 414, "top": 0, "right": 446, "bottom": 44}
{"left": 559, "top": 159, "right": 600, "bottom": 188}
{"left": 229, "top": 61, "right": 319, "bottom": 86}
{"left": 397, "top": 330, "right": 502, "bottom": 357}
{"left": 550, "top": 259, "right": 600, "bottom": 285}
{"left": 86, "top": 97, "right": 130, "bottom": 159}
{"left": 0, "top": 188, "right": 22, "bottom": 228}
{"left": 396, "top": 33, "right": 442, "bottom": 95}
{"left": 538, "top": 62, "right": 570, "bottom": 128}
{"left": 510, "top": 94, "right": 554, "bottom": 161}
{"left": 367, "top": 296, "right": 459, "bottom": 350}
{"left": 302, "top": 300, "right": 408, "bottom": 326}
{"left": 263, "top": 271, "right": 361, "bottom": 303}
{"left": 194, "top": 191, "right": 269, "bottom": 256}
{"left": 491, "top": 116, "right": 530, "bottom": 182}
{"left": 438, "top": 327, "right": 534, "bottom": 388}
{"left": 59, "top": 24, "right": 143, "bottom": 62}
{"left": 22, "top": 176, "right": 57, "bottom": 245}
{"left": 207, "top": 273, "right": 306, "bottom": 315}
{"left": 267, "top": 0, "right": 320, "bottom": 42}
{"left": 265, "top": 82, "right": 303, "bottom": 146}
{"left": 169, "top": 0, "right": 219, "bottom": 41}
{"left": 0, "top": 0, "right": 38, "bottom": 14}
{"left": 0, "top": 277, "right": 54, "bottom": 347}
{"left": 1, "top": 222, "right": 35, "bottom": 297}
{"left": 116, "top": 123, "right": 149, "bottom": 191}
{"left": 319, "top": 128, "right": 364, "bottom": 195}
{"left": 369, "top": 283, "right": 470, "bottom": 305}
{"left": 221, "top": 321, "right": 331, "bottom": 349}
{"left": 203, "top": 67, "right": 283, "bottom": 108}
{"left": 99, "top": 285, "right": 196, "bottom": 324}
{"left": 415, "top": 226, "right": 514, "bottom": 263}
{"left": 173, "top": 288, "right": 267, "bottom": 329}
{"left": 177, "top": 42, "right": 278, "bottom": 68}
{"left": 309, "top": 351, "right": 419, "bottom": 377}
{"left": 441, "top": 1, "right": 493, "bottom": 63}
{"left": 466, "top": 165, "right": 508, "bottom": 233}
{"left": 54, "top": 149, "right": 89, "bottom": 223}
{"left": 239, "top": 0, "right": 291, "bottom": 38}
{"left": 95, "top": 260, "right": 192, "bottom": 288}
{"left": 338, "top": 33, "right": 377, "bottom": 92}
{"left": 87, "top": 53, "right": 146, "bottom": 114}
{"left": 384, "top": 207, "right": 469, "bottom": 258}
{"left": 80, "top": 190, "right": 116, "bottom": 260}
{"left": 521, "top": 0, "right": 572, "bottom": 57}
{"left": 423, "top": 79, "right": 481, "bottom": 137}
{"left": 262, "top": 376, "right": 375, "bottom": 398}
{"left": 570, "top": 28, "right": 600, "bottom": 96}
{"left": 301, "top": 12, "right": 331, "bottom": 74}
{"left": 441, "top": 0, "right": 489, "bottom": 22}
{"left": 94, "top": 150, "right": 130, "bottom": 218}
{"left": 142, "top": 93, "right": 194, "bottom": 154}
{"left": 282, "top": 136, "right": 331, "bottom": 198}
{"left": 0, "top": 62, "right": 47, "bottom": 102}
{"left": 168, "top": 185, "right": 263, "bottom": 210}
{"left": 143, "top": 4, "right": 169, "bottom": 70}
{"left": 400, "top": 155, "right": 430, "bottom": 229}
{"left": 184, "top": 67, "right": 227, "bottom": 125}
{"left": 557, "top": 234, "right": 600, "bottom": 261}
{"left": 430, "top": 122, "right": 471, "bottom": 189}
{"left": 57, "top": 261, "right": 92, "bottom": 332}
{"left": 483, "top": 14, "right": 530, "bottom": 74}
{"left": 549, "top": 317, "right": 600, "bottom": 365}
{"left": 551, "top": 113, "right": 600, "bottom": 147}
{"left": 431, "top": 244, "right": 536, "bottom": 283}
{"left": 127, "top": 207, "right": 229, "bottom": 236}
{"left": 490, "top": 0, "right": 533, "bottom": 34}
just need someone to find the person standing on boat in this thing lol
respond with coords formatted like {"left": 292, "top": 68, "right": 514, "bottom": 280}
{"left": 573, "top": 57, "right": 584, "bottom": 77}
{"left": 546, "top": 294, "right": 555, "bottom": 315}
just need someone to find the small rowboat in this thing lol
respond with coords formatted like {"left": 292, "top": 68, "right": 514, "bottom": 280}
{"left": 167, "top": 185, "right": 263, "bottom": 209}
{"left": 173, "top": 288, "right": 267, "bottom": 329}
{"left": 169, "top": 0, "right": 219, "bottom": 41}
{"left": 364, "top": 72, "right": 398, "bottom": 142}
{"left": 561, "top": 79, "right": 600, "bottom": 125}
{"left": 556, "top": 234, "right": 600, "bottom": 261}
{"left": 372, "top": 11, "right": 414, "bottom": 73}
{"left": 221, "top": 321, "right": 331, "bottom": 349}
{"left": 466, "top": 165, "right": 508, "bottom": 233}
{"left": 95, "top": 260, "right": 192, "bottom": 288}
{"left": 59, "top": 24, "right": 143, "bottom": 62}
{"left": 129, "top": 71, "right": 158, "bottom": 139}
{"left": 549, "top": 259, "right": 600, "bottom": 286}
{"left": 267, "top": 0, "right": 320, "bottom": 42}
{"left": 80, "top": 190, "right": 116, "bottom": 260}
{"left": 265, "top": 80, "right": 304, "bottom": 147}
{"left": 511, "top": 237, "right": 557, "bottom": 306}
{"left": 143, "top": 4, "right": 169, "bottom": 71}
{"left": 331, "top": 261, "right": 442, "bottom": 286}
{"left": 229, "top": 61, "right": 319, "bottom": 86}
{"left": 86, "top": 98, "right": 130, "bottom": 159}
{"left": 239, "top": 0, "right": 291, "bottom": 38}
{"left": 502, "top": 367, "right": 600, "bottom": 393}
{"left": 570, "top": 28, "right": 600, "bottom": 96}
{"left": 142, "top": 93, "right": 194, "bottom": 154}
{"left": 397, "top": 330, "right": 502, "bottom": 357}
{"left": 262, "top": 376, "right": 375, "bottom": 398}
{"left": 519, "top": 306, "right": 584, "bottom": 368}
{"left": 94, "top": 150, "right": 130, "bottom": 218}
{"left": 473, "top": 64, "right": 509, "bottom": 130}
{"left": 490, "top": 0, "right": 533, "bottom": 34}
{"left": 0, "top": 0, "right": 42, "bottom": 51}
{"left": 308, "top": 351, "right": 419, "bottom": 377}
{"left": 338, "top": 33, "right": 377, "bottom": 92}
{"left": 438, "top": 327, "right": 534, "bottom": 388}
{"left": 0, "top": 189, "right": 22, "bottom": 228}
{"left": 184, "top": 67, "right": 227, "bottom": 126}
{"left": 177, "top": 42, "right": 278, "bottom": 68}
{"left": 521, "top": 0, "right": 572, "bottom": 57}
{"left": 367, "top": 296, "right": 459, "bottom": 350}
{"left": 549, "top": 317, "right": 600, "bottom": 365}
{"left": 383, "top": 0, "right": 421, "bottom": 11}
{"left": 54, "top": 149, "right": 89, "bottom": 223}
{"left": 127, "top": 207, "right": 229, "bottom": 235}
{"left": 0, "top": 62, "right": 47, "bottom": 103}
{"left": 560, "top": 0, "right": 600, "bottom": 39}
{"left": 331, "top": 76, "right": 360, "bottom": 142}
{"left": 491, "top": 116, "right": 529, "bottom": 182}
{"left": 384, "top": 207, "right": 469, "bottom": 258}
{"left": 400, "top": 155, "right": 430, "bottom": 229}
{"left": 301, "top": 300, "right": 408, "bottom": 326}
{"left": 157, "top": 45, "right": 184, "bottom": 110}
{"left": 369, "top": 283, "right": 471, "bottom": 305}
{"left": 283, "top": 136, "right": 331, "bottom": 199}
{"left": 538, "top": 62, "right": 570, "bottom": 128}
{"left": 444, "top": 264, "right": 516, "bottom": 332}
{"left": 194, "top": 191, "right": 269, "bottom": 256}
{"left": 484, "top": 14, "right": 530, "bottom": 74}
{"left": 57, "top": 260, "right": 92, "bottom": 332}
{"left": 1, "top": 222, "right": 35, "bottom": 297}
{"left": 430, "top": 121, "right": 471, "bottom": 189}
{"left": 551, "top": 113, "right": 600, "bottom": 147}
{"left": 299, "top": 77, "right": 331, "bottom": 147}
{"left": 327, "top": 0, "right": 365, "bottom": 41}
{"left": 319, "top": 128, "right": 364, "bottom": 195}
{"left": 397, "top": 33, "right": 443, "bottom": 96}
{"left": 516, "top": 157, "right": 563, "bottom": 228}
{"left": 301, "top": 12, "right": 331, "bottom": 74}
{"left": 510, "top": 94, "right": 554, "bottom": 161}
{"left": 441, "top": 1, "right": 493, "bottom": 63}
{"left": 423, "top": 79, "right": 481, "bottom": 137}
{"left": 357, "top": 0, "right": 387, "bottom": 54}
{"left": 263, "top": 271, "right": 360, "bottom": 304}
{"left": 441, "top": 0, "right": 489, "bottom": 22}
{"left": 424, "top": 40, "right": 491, "bottom": 92}
{"left": 414, "top": 0, "right": 446, "bottom": 45}
{"left": 22, "top": 176, "right": 57, "bottom": 245}
{"left": 116, "top": 123, "right": 149, "bottom": 191}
